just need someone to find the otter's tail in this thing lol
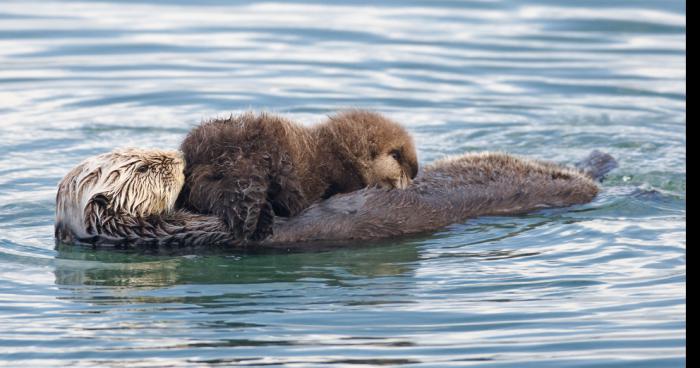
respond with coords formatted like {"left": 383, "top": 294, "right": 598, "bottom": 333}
{"left": 575, "top": 150, "right": 618, "bottom": 181}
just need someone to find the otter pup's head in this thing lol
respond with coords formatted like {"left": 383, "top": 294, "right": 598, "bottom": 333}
{"left": 56, "top": 148, "right": 185, "bottom": 238}
{"left": 321, "top": 110, "right": 418, "bottom": 190}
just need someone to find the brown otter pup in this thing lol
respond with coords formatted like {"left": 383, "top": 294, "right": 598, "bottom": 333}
{"left": 177, "top": 110, "right": 418, "bottom": 241}
{"left": 55, "top": 149, "right": 616, "bottom": 249}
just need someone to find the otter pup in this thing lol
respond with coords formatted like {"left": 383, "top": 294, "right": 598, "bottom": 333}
{"left": 178, "top": 110, "right": 418, "bottom": 241}
{"left": 55, "top": 148, "right": 616, "bottom": 249}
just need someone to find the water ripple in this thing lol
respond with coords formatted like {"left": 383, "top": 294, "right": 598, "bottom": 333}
{"left": 0, "top": 0, "right": 685, "bottom": 366}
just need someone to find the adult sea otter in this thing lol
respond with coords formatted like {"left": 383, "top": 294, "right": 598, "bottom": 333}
{"left": 55, "top": 149, "right": 616, "bottom": 250}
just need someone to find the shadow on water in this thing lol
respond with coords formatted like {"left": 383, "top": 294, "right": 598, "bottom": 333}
{"left": 50, "top": 212, "right": 567, "bottom": 289}
{"left": 53, "top": 241, "right": 422, "bottom": 288}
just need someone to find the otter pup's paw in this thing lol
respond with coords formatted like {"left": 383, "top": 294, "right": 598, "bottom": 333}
{"left": 182, "top": 162, "right": 273, "bottom": 241}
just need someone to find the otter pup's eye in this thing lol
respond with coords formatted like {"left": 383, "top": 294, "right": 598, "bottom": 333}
{"left": 136, "top": 165, "right": 150, "bottom": 173}
{"left": 390, "top": 149, "right": 401, "bottom": 161}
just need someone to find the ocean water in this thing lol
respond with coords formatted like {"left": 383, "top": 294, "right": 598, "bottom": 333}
{"left": 0, "top": 1, "right": 685, "bottom": 367}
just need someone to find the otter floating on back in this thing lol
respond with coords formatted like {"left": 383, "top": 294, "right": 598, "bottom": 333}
{"left": 55, "top": 148, "right": 616, "bottom": 250}
{"left": 268, "top": 151, "right": 615, "bottom": 245}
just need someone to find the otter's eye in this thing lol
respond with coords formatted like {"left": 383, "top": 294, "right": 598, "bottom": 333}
{"left": 390, "top": 149, "right": 401, "bottom": 161}
{"left": 136, "top": 165, "right": 150, "bottom": 173}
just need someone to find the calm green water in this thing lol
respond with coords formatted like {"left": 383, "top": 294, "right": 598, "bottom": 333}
{"left": 0, "top": 0, "right": 685, "bottom": 367}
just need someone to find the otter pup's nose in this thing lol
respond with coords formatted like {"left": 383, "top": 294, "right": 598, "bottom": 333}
{"left": 396, "top": 173, "right": 411, "bottom": 189}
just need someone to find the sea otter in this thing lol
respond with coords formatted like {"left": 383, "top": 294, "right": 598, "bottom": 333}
{"left": 178, "top": 110, "right": 418, "bottom": 241}
{"left": 54, "top": 148, "right": 616, "bottom": 249}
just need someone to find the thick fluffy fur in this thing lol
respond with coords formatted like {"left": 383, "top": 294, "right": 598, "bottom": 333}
{"left": 177, "top": 110, "right": 418, "bottom": 241}
{"left": 55, "top": 150, "right": 616, "bottom": 249}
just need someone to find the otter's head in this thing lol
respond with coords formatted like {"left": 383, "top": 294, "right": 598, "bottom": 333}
{"left": 91, "top": 148, "right": 185, "bottom": 218}
{"left": 57, "top": 148, "right": 185, "bottom": 233}
{"left": 323, "top": 110, "right": 418, "bottom": 189}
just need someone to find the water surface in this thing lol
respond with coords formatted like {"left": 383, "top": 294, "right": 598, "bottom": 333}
{"left": 0, "top": 0, "right": 685, "bottom": 366}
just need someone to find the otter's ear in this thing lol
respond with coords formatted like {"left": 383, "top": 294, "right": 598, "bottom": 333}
{"left": 90, "top": 193, "right": 112, "bottom": 208}
{"left": 84, "top": 193, "right": 112, "bottom": 235}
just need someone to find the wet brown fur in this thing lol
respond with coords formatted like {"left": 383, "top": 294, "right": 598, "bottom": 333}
{"left": 177, "top": 110, "right": 418, "bottom": 241}
{"left": 55, "top": 150, "right": 615, "bottom": 249}
{"left": 268, "top": 152, "right": 603, "bottom": 244}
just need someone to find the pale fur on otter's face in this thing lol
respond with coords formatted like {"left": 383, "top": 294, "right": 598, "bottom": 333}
{"left": 56, "top": 148, "right": 185, "bottom": 238}
{"left": 367, "top": 146, "right": 416, "bottom": 189}
{"left": 322, "top": 110, "right": 419, "bottom": 190}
